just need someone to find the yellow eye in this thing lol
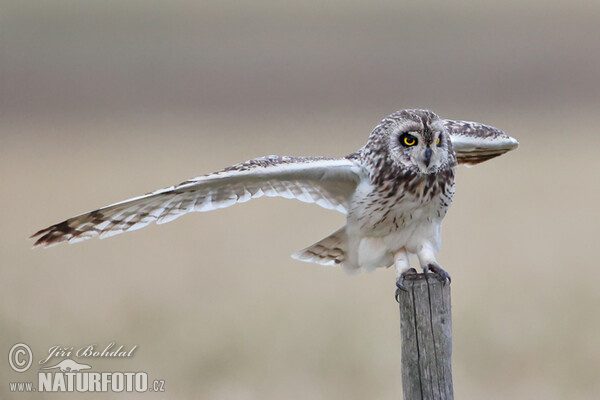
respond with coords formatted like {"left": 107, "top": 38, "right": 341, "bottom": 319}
{"left": 436, "top": 137, "right": 441, "bottom": 146}
{"left": 402, "top": 135, "right": 417, "bottom": 146}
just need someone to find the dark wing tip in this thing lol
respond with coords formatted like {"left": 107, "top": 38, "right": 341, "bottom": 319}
{"left": 30, "top": 220, "right": 77, "bottom": 248}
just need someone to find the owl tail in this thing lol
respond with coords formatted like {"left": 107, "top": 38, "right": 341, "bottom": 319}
{"left": 291, "top": 227, "right": 348, "bottom": 268}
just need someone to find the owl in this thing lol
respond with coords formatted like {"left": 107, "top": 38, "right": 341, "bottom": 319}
{"left": 31, "top": 109, "right": 518, "bottom": 294}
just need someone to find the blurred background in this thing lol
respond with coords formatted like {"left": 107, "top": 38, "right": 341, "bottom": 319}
{"left": 2, "top": 1, "right": 599, "bottom": 399}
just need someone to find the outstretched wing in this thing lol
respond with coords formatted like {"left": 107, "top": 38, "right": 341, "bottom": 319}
{"left": 31, "top": 156, "right": 363, "bottom": 248}
{"left": 443, "top": 119, "right": 519, "bottom": 165}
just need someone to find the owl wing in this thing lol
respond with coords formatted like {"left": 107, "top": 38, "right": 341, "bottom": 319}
{"left": 443, "top": 119, "right": 519, "bottom": 165}
{"left": 31, "top": 156, "right": 364, "bottom": 248}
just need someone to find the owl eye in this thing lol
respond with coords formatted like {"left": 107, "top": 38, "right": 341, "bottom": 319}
{"left": 436, "top": 137, "right": 441, "bottom": 146}
{"left": 400, "top": 134, "right": 417, "bottom": 147}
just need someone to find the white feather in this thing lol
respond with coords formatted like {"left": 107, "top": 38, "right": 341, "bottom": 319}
{"left": 32, "top": 157, "right": 363, "bottom": 247}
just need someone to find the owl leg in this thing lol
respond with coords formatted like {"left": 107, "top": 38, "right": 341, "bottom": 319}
{"left": 417, "top": 244, "right": 451, "bottom": 285}
{"left": 394, "top": 248, "right": 417, "bottom": 301}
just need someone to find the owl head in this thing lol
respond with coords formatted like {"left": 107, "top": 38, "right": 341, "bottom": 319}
{"left": 382, "top": 109, "right": 453, "bottom": 174}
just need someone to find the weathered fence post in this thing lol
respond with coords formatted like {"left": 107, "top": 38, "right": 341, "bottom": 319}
{"left": 397, "top": 274, "right": 453, "bottom": 400}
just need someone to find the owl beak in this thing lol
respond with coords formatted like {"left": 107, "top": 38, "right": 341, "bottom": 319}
{"left": 423, "top": 146, "right": 432, "bottom": 167}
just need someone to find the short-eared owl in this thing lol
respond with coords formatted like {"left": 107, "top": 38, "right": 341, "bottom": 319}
{"left": 31, "top": 109, "right": 518, "bottom": 292}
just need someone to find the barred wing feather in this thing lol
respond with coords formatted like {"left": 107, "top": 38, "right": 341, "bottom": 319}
{"left": 31, "top": 156, "right": 363, "bottom": 248}
{"left": 444, "top": 119, "right": 519, "bottom": 165}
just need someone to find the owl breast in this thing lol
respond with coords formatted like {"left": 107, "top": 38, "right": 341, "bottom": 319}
{"left": 347, "top": 166, "right": 455, "bottom": 239}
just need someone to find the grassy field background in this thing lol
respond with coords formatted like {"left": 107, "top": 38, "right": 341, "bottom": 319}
{"left": 2, "top": 1, "right": 599, "bottom": 399}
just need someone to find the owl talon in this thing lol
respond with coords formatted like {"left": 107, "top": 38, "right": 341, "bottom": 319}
{"left": 394, "top": 288, "right": 402, "bottom": 303}
{"left": 423, "top": 263, "right": 451, "bottom": 285}
{"left": 395, "top": 268, "right": 418, "bottom": 302}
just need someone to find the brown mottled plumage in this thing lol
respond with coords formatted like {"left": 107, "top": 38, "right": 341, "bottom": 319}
{"left": 31, "top": 109, "right": 518, "bottom": 289}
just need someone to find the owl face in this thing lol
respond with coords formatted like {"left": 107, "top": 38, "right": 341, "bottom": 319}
{"left": 387, "top": 110, "right": 451, "bottom": 174}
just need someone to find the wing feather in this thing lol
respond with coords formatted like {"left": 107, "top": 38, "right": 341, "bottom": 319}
{"left": 31, "top": 156, "right": 363, "bottom": 248}
{"left": 444, "top": 119, "right": 519, "bottom": 165}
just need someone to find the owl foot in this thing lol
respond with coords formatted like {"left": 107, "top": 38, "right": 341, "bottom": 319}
{"left": 395, "top": 268, "right": 418, "bottom": 302}
{"left": 423, "top": 263, "right": 451, "bottom": 285}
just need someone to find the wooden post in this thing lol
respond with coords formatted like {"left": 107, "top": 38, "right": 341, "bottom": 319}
{"left": 397, "top": 274, "right": 453, "bottom": 400}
